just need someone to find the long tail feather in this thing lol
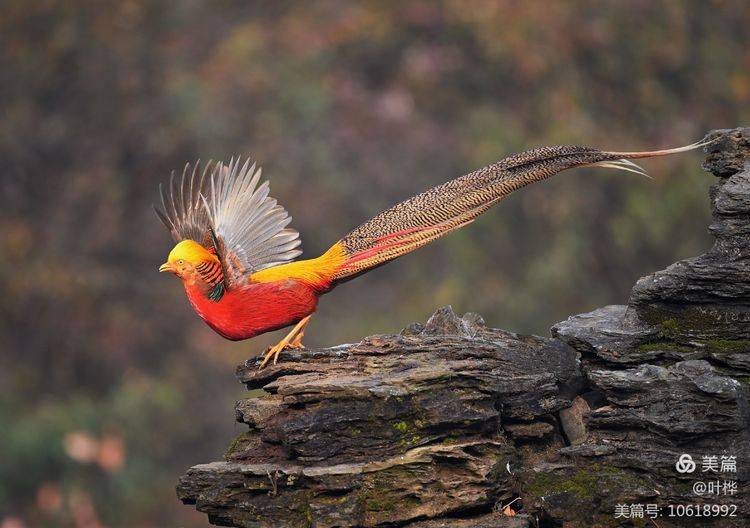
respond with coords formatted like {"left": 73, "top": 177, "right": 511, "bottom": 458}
{"left": 607, "top": 137, "right": 717, "bottom": 159}
{"left": 327, "top": 138, "right": 713, "bottom": 283}
{"left": 593, "top": 136, "right": 718, "bottom": 179}
{"left": 594, "top": 159, "right": 652, "bottom": 179}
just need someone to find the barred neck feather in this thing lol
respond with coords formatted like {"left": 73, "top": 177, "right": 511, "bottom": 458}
{"left": 196, "top": 259, "right": 223, "bottom": 285}
{"left": 195, "top": 259, "right": 225, "bottom": 301}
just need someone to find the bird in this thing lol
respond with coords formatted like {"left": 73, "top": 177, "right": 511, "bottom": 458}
{"left": 156, "top": 139, "right": 712, "bottom": 368}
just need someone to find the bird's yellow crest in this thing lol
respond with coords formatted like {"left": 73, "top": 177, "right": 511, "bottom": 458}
{"left": 167, "top": 240, "right": 218, "bottom": 265}
{"left": 159, "top": 239, "right": 220, "bottom": 276}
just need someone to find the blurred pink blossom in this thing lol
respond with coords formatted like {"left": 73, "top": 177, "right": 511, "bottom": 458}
{"left": 63, "top": 432, "right": 99, "bottom": 464}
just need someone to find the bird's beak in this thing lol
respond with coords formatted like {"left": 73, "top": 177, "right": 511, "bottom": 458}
{"left": 159, "top": 262, "right": 175, "bottom": 273}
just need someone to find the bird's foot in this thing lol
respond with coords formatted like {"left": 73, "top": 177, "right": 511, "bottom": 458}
{"left": 258, "top": 340, "right": 288, "bottom": 369}
{"left": 257, "top": 315, "right": 312, "bottom": 369}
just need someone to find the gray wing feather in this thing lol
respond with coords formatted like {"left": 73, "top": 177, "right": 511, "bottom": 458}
{"left": 204, "top": 158, "right": 302, "bottom": 274}
{"left": 156, "top": 162, "right": 212, "bottom": 244}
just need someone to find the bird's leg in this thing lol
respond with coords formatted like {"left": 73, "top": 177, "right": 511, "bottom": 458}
{"left": 287, "top": 326, "right": 306, "bottom": 349}
{"left": 286, "top": 315, "right": 311, "bottom": 350}
{"left": 258, "top": 315, "right": 312, "bottom": 369}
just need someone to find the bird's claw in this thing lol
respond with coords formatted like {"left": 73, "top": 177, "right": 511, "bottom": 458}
{"left": 258, "top": 342, "right": 286, "bottom": 369}
{"left": 257, "top": 315, "right": 311, "bottom": 369}
{"left": 258, "top": 341, "right": 306, "bottom": 369}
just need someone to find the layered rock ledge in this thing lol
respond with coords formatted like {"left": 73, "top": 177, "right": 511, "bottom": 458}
{"left": 178, "top": 128, "right": 750, "bottom": 527}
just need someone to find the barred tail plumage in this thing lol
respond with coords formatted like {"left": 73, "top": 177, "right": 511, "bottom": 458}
{"left": 329, "top": 138, "right": 714, "bottom": 282}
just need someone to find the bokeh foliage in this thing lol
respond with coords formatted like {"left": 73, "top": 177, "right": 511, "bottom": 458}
{"left": 1, "top": 1, "right": 749, "bottom": 526}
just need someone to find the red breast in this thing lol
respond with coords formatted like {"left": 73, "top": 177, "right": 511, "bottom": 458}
{"left": 184, "top": 279, "right": 319, "bottom": 340}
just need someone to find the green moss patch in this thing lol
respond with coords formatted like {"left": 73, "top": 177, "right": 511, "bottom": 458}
{"left": 224, "top": 432, "right": 254, "bottom": 459}
{"left": 635, "top": 341, "right": 692, "bottom": 353}
{"left": 526, "top": 464, "right": 649, "bottom": 501}
{"left": 705, "top": 339, "right": 750, "bottom": 353}
{"left": 527, "top": 469, "right": 598, "bottom": 498}
{"left": 638, "top": 306, "right": 719, "bottom": 336}
{"left": 393, "top": 421, "right": 409, "bottom": 433}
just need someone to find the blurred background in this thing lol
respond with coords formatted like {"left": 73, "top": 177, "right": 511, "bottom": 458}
{"left": 1, "top": 1, "right": 749, "bottom": 526}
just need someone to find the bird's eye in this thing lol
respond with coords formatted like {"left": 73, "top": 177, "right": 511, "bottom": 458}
{"left": 178, "top": 259, "right": 184, "bottom": 265}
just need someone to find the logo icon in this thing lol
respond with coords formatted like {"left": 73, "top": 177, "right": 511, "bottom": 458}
{"left": 676, "top": 453, "right": 696, "bottom": 474}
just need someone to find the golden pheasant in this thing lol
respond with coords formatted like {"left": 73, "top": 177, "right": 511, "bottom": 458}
{"left": 157, "top": 140, "right": 710, "bottom": 367}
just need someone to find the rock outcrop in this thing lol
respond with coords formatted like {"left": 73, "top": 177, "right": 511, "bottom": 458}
{"left": 178, "top": 128, "right": 750, "bottom": 527}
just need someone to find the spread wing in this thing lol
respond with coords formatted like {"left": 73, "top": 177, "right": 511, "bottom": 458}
{"left": 155, "top": 158, "right": 302, "bottom": 287}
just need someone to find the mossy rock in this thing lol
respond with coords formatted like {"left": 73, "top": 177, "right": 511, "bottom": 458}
{"left": 637, "top": 306, "right": 723, "bottom": 338}
{"left": 525, "top": 464, "right": 654, "bottom": 527}
{"left": 526, "top": 468, "right": 598, "bottom": 499}
{"left": 704, "top": 339, "right": 750, "bottom": 353}
{"left": 224, "top": 431, "right": 255, "bottom": 459}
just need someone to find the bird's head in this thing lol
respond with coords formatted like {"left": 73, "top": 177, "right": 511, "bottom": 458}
{"left": 159, "top": 240, "right": 221, "bottom": 283}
